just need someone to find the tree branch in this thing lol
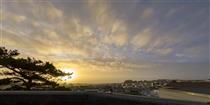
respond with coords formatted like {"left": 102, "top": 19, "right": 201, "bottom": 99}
{"left": 10, "top": 77, "right": 27, "bottom": 84}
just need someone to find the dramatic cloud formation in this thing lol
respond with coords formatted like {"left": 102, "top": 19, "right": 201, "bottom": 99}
{"left": 0, "top": 0, "right": 209, "bottom": 83}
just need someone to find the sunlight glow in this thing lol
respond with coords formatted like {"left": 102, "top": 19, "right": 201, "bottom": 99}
{"left": 60, "top": 68, "right": 77, "bottom": 81}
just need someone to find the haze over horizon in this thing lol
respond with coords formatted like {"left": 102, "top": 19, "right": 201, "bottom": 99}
{"left": 0, "top": 0, "right": 209, "bottom": 83}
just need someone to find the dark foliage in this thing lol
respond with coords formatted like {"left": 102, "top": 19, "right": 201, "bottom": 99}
{"left": 0, "top": 47, "right": 71, "bottom": 90}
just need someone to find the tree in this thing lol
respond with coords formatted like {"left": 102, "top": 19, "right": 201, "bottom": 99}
{"left": 0, "top": 47, "right": 71, "bottom": 90}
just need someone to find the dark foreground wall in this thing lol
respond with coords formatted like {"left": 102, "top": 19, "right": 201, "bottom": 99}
{"left": 0, "top": 91, "right": 208, "bottom": 105}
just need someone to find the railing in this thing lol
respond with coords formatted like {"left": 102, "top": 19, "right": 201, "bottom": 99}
{"left": 0, "top": 91, "right": 208, "bottom": 105}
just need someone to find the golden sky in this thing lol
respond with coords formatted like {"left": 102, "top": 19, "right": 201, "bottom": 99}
{"left": 0, "top": 0, "right": 209, "bottom": 83}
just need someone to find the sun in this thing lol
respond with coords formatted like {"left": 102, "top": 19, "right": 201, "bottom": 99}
{"left": 60, "top": 68, "right": 77, "bottom": 81}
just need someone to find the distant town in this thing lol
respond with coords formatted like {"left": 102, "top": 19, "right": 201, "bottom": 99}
{"left": 0, "top": 79, "right": 210, "bottom": 103}
{"left": 66, "top": 79, "right": 210, "bottom": 102}
{"left": 68, "top": 79, "right": 170, "bottom": 97}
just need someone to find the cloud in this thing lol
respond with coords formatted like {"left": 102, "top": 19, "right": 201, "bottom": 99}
{"left": 104, "top": 20, "right": 128, "bottom": 47}
{"left": 0, "top": 10, "right": 3, "bottom": 21}
{"left": 1, "top": 0, "right": 209, "bottom": 82}
{"left": 131, "top": 28, "right": 152, "bottom": 49}
{"left": 54, "top": 57, "right": 158, "bottom": 73}
{"left": 104, "top": 34, "right": 128, "bottom": 47}
{"left": 165, "top": 8, "right": 179, "bottom": 17}
{"left": 87, "top": 0, "right": 113, "bottom": 31}
{"left": 87, "top": 0, "right": 129, "bottom": 46}
{"left": 46, "top": 6, "right": 63, "bottom": 20}
{"left": 153, "top": 48, "right": 173, "bottom": 56}
{"left": 2, "top": 0, "right": 99, "bottom": 59}
{"left": 35, "top": 1, "right": 63, "bottom": 20}
{"left": 13, "top": 15, "right": 26, "bottom": 23}
{"left": 141, "top": 8, "right": 153, "bottom": 19}
{"left": 176, "top": 44, "right": 209, "bottom": 62}
{"left": 42, "top": 28, "right": 59, "bottom": 39}
{"left": 1, "top": 9, "right": 26, "bottom": 23}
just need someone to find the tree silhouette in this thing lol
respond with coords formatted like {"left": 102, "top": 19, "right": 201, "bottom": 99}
{"left": 0, "top": 47, "right": 71, "bottom": 90}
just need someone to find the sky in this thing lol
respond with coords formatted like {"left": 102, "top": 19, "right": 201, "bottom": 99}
{"left": 0, "top": 0, "right": 209, "bottom": 83}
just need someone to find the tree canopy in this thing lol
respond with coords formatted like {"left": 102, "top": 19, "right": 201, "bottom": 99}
{"left": 0, "top": 47, "right": 71, "bottom": 90}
